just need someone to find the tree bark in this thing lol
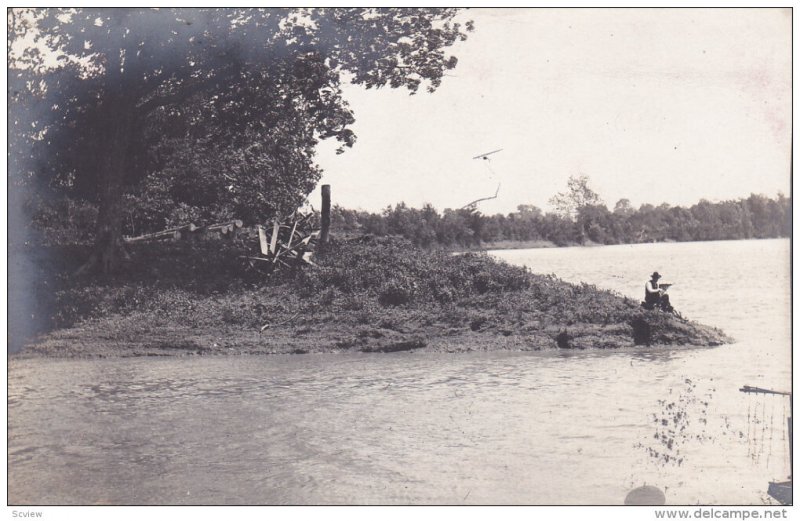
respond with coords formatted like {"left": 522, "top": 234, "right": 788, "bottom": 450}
{"left": 77, "top": 101, "right": 134, "bottom": 275}
{"left": 320, "top": 184, "right": 331, "bottom": 247}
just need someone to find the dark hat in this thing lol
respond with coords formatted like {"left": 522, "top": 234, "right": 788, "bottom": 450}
{"left": 651, "top": 272, "right": 661, "bottom": 279}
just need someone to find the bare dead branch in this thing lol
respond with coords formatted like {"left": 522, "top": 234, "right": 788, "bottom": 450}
{"left": 460, "top": 182, "right": 501, "bottom": 210}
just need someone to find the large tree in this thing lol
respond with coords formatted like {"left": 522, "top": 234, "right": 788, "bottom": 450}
{"left": 9, "top": 8, "right": 472, "bottom": 272}
{"left": 548, "top": 174, "right": 604, "bottom": 221}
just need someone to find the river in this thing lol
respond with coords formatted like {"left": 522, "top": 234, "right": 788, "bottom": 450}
{"left": 8, "top": 238, "right": 791, "bottom": 505}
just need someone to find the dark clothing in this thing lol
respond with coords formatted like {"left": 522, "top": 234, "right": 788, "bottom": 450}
{"left": 643, "top": 281, "right": 672, "bottom": 311}
{"left": 643, "top": 293, "right": 671, "bottom": 311}
{"left": 644, "top": 283, "right": 660, "bottom": 307}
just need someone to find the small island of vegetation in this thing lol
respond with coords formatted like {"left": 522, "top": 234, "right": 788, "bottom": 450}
{"left": 18, "top": 235, "right": 731, "bottom": 358}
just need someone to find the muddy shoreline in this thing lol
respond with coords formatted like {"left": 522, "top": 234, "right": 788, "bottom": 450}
{"left": 17, "top": 306, "right": 731, "bottom": 360}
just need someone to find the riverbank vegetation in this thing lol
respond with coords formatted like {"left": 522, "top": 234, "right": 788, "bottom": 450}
{"left": 18, "top": 236, "right": 730, "bottom": 358}
{"left": 26, "top": 187, "right": 790, "bottom": 252}
{"left": 329, "top": 192, "right": 790, "bottom": 249}
{"left": 9, "top": 9, "right": 737, "bottom": 358}
{"left": 10, "top": 8, "right": 472, "bottom": 273}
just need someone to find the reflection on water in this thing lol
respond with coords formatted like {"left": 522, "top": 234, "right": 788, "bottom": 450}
{"left": 8, "top": 239, "right": 791, "bottom": 505}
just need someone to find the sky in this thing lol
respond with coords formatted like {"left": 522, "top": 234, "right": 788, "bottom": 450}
{"left": 310, "top": 8, "right": 791, "bottom": 215}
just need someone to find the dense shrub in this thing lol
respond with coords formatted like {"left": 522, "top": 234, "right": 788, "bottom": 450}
{"left": 29, "top": 197, "right": 99, "bottom": 246}
{"left": 378, "top": 279, "right": 415, "bottom": 306}
{"left": 297, "top": 237, "right": 532, "bottom": 307}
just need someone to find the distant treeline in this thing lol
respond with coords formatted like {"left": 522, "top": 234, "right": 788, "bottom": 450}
{"left": 330, "top": 193, "right": 791, "bottom": 248}
{"left": 29, "top": 191, "right": 790, "bottom": 250}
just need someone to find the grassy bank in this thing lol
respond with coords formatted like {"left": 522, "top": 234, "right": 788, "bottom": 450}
{"left": 15, "top": 236, "right": 731, "bottom": 358}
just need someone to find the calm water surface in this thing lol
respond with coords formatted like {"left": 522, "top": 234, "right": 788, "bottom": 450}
{"left": 8, "top": 239, "right": 791, "bottom": 505}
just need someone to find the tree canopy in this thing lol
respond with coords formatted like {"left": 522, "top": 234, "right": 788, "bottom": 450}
{"left": 548, "top": 174, "right": 604, "bottom": 221}
{"left": 9, "top": 8, "right": 472, "bottom": 271}
{"left": 327, "top": 192, "right": 790, "bottom": 248}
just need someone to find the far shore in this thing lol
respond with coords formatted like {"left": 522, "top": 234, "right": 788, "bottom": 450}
{"left": 464, "top": 236, "right": 788, "bottom": 253}
{"left": 475, "top": 239, "right": 560, "bottom": 251}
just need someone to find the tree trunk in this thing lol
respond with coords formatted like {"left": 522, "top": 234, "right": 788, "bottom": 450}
{"left": 93, "top": 160, "right": 127, "bottom": 274}
{"left": 320, "top": 184, "right": 331, "bottom": 246}
{"left": 77, "top": 102, "right": 133, "bottom": 275}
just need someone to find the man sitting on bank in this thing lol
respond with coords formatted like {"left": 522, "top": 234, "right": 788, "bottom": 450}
{"left": 644, "top": 271, "right": 673, "bottom": 312}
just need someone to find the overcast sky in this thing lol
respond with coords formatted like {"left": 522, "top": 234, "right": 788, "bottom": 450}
{"left": 310, "top": 8, "right": 791, "bottom": 215}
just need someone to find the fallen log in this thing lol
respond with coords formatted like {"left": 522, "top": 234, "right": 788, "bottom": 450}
{"left": 124, "top": 220, "right": 244, "bottom": 243}
{"left": 123, "top": 223, "right": 198, "bottom": 243}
